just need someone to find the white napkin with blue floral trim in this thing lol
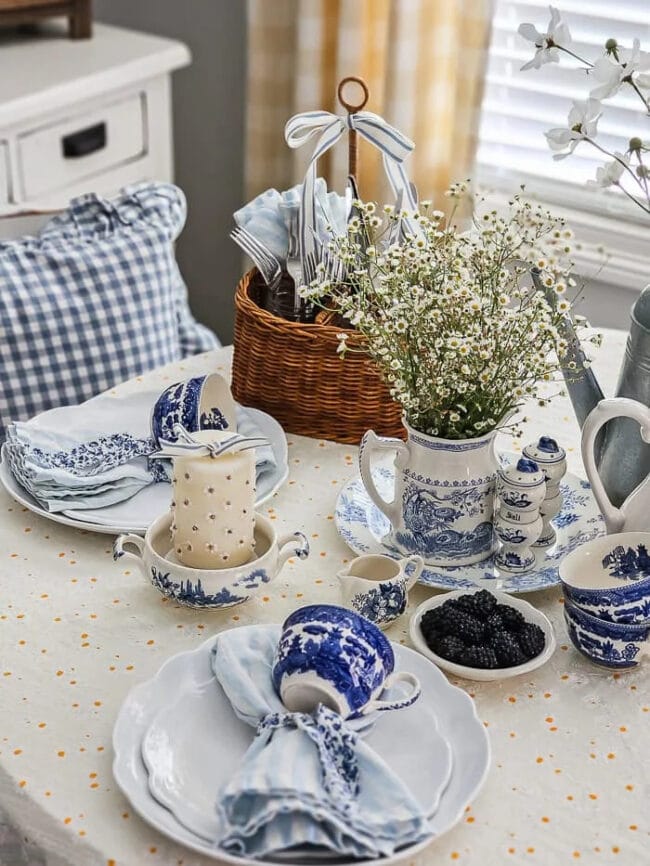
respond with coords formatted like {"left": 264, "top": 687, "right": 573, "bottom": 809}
{"left": 210, "top": 625, "right": 432, "bottom": 860}
{"left": 4, "top": 388, "right": 276, "bottom": 513}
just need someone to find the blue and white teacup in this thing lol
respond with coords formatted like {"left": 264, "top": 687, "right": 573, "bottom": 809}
{"left": 151, "top": 373, "right": 237, "bottom": 446}
{"left": 563, "top": 597, "right": 650, "bottom": 670}
{"left": 560, "top": 532, "right": 650, "bottom": 624}
{"left": 272, "top": 604, "right": 421, "bottom": 719}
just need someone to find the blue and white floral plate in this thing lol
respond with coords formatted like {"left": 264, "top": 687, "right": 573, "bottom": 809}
{"left": 335, "top": 454, "right": 605, "bottom": 594}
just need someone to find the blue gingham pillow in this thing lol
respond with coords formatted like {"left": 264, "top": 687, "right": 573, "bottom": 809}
{"left": 0, "top": 183, "right": 218, "bottom": 441}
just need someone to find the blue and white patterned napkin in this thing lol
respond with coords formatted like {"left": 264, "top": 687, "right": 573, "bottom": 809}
{"left": 4, "top": 388, "right": 276, "bottom": 513}
{"left": 234, "top": 179, "right": 347, "bottom": 262}
{"left": 210, "top": 625, "right": 432, "bottom": 860}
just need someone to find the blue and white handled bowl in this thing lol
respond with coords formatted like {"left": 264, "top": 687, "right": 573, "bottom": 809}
{"left": 151, "top": 373, "right": 237, "bottom": 446}
{"left": 563, "top": 597, "right": 650, "bottom": 670}
{"left": 560, "top": 531, "right": 650, "bottom": 624}
{"left": 272, "top": 603, "right": 421, "bottom": 719}
{"left": 113, "top": 512, "right": 309, "bottom": 610}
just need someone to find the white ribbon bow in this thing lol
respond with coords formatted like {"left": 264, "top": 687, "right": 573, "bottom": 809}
{"left": 284, "top": 110, "right": 419, "bottom": 266}
{"left": 151, "top": 425, "right": 268, "bottom": 460}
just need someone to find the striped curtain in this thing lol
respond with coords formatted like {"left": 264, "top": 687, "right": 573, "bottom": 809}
{"left": 245, "top": 0, "right": 493, "bottom": 206}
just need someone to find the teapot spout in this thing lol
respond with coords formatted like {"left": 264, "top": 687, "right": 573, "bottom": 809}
{"left": 532, "top": 268, "right": 604, "bottom": 430}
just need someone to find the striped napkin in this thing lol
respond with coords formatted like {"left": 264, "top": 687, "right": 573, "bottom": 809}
{"left": 210, "top": 625, "right": 432, "bottom": 860}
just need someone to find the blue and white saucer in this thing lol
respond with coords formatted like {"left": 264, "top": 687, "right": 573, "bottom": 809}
{"left": 335, "top": 455, "right": 605, "bottom": 594}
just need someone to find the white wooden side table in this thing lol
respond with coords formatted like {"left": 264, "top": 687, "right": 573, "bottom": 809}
{"left": 0, "top": 20, "right": 190, "bottom": 236}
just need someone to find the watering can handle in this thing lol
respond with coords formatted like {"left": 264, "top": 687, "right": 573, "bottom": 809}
{"left": 581, "top": 398, "right": 650, "bottom": 533}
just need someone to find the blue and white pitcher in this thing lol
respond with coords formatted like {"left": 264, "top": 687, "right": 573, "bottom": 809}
{"left": 359, "top": 423, "right": 499, "bottom": 566}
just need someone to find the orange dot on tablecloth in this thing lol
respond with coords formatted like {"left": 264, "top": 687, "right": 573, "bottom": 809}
{"left": 541, "top": 816, "right": 550, "bottom": 823}
{"left": 536, "top": 756, "right": 544, "bottom": 763}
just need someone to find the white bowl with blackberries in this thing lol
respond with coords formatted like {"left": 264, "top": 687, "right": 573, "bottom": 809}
{"left": 410, "top": 589, "right": 556, "bottom": 681}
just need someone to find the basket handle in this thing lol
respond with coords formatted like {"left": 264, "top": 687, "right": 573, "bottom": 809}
{"left": 337, "top": 76, "right": 370, "bottom": 182}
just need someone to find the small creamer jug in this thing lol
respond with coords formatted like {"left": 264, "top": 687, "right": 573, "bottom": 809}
{"left": 337, "top": 553, "right": 424, "bottom": 629}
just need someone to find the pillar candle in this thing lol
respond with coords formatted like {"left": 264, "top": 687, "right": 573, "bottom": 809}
{"left": 170, "top": 430, "right": 256, "bottom": 569}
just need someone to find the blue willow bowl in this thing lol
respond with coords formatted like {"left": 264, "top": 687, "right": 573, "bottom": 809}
{"left": 151, "top": 374, "right": 234, "bottom": 446}
{"left": 560, "top": 531, "right": 650, "bottom": 624}
{"left": 272, "top": 604, "right": 419, "bottom": 718}
{"left": 563, "top": 597, "right": 650, "bottom": 670}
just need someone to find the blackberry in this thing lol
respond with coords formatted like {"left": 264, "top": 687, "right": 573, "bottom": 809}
{"left": 421, "top": 601, "right": 453, "bottom": 630}
{"left": 483, "top": 611, "right": 504, "bottom": 637}
{"left": 495, "top": 603, "right": 526, "bottom": 633}
{"left": 491, "top": 630, "right": 527, "bottom": 667}
{"left": 455, "top": 594, "right": 480, "bottom": 614}
{"left": 460, "top": 645, "right": 498, "bottom": 669}
{"left": 440, "top": 607, "right": 485, "bottom": 644}
{"left": 431, "top": 634, "right": 466, "bottom": 663}
{"left": 518, "top": 622, "right": 546, "bottom": 659}
{"left": 471, "top": 589, "right": 498, "bottom": 615}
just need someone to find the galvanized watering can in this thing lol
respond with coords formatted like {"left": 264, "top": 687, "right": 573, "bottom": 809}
{"left": 532, "top": 269, "right": 650, "bottom": 526}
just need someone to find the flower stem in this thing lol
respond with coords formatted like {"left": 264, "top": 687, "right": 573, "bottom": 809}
{"left": 557, "top": 45, "right": 593, "bottom": 68}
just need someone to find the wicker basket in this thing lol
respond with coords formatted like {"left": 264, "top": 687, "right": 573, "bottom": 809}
{"left": 231, "top": 270, "right": 405, "bottom": 444}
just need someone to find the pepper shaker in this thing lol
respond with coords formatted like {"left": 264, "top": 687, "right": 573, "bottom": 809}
{"left": 523, "top": 437, "right": 567, "bottom": 547}
{"left": 494, "top": 457, "right": 546, "bottom": 573}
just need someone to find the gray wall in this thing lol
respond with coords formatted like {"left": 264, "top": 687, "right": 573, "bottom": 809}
{"left": 94, "top": 0, "right": 247, "bottom": 343}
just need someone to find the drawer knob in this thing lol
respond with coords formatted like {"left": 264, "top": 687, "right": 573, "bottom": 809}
{"left": 61, "top": 122, "right": 107, "bottom": 159}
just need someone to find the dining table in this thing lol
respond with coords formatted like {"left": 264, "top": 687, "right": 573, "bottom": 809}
{"left": 0, "top": 326, "right": 648, "bottom": 866}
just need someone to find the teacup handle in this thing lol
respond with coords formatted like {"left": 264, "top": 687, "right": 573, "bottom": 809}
{"left": 277, "top": 532, "right": 310, "bottom": 570}
{"left": 359, "top": 430, "right": 409, "bottom": 528}
{"left": 113, "top": 534, "right": 147, "bottom": 577}
{"left": 362, "top": 671, "right": 421, "bottom": 714}
{"left": 401, "top": 555, "right": 424, "bottom": 590}
{"left": 581, "top": 398, "right": 650, "bottom": 533}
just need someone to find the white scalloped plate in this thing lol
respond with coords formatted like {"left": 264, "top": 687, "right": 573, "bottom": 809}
{"left": 113, "top": 627, "right": 490, "bottom": 866}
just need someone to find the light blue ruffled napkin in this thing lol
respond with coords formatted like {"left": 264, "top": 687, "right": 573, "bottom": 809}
{"left": 234, "top": 179, "right": 347, "bottom": 262}
{"left": 210, "top": 625, "right": 432, "bottom": 860}
{"left": 4, "top": 388, "right": 276, "bottom": 513}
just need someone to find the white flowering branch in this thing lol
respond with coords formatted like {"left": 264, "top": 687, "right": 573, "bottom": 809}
{"left": 518, "top": 6, "right": 650, "bottom": 217}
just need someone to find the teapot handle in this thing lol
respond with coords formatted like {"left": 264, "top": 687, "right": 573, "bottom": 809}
{"left": 359, "top": 430, "right": 409, "bottom": 528}
{"left": 581, "top": 398, "right": 650, "bottom": 533}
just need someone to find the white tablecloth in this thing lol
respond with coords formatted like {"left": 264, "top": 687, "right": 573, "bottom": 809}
{"left": 1, "top": 329, "right": 649, "bottom": 866}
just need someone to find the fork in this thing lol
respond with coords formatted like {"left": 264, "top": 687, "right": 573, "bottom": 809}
{"left": 282, "top": 207, "right": 304, "bottom": 319}
{"left": 230, "top": 227, "right": 282, "bottom": 293}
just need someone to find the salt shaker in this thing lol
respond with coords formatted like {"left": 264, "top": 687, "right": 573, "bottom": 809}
{"left": 523, "top": 437, "right": 567, "bottom": 547}
{"left": 494, "top": 457, "right": 546, "bottom": 573}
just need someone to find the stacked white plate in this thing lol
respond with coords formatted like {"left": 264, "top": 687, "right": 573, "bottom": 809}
{"left": 0, "top": 403, "right": 289, "bottom": 535}
{"left": 112, "top": 627, "right": 491, "bottom": 866}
